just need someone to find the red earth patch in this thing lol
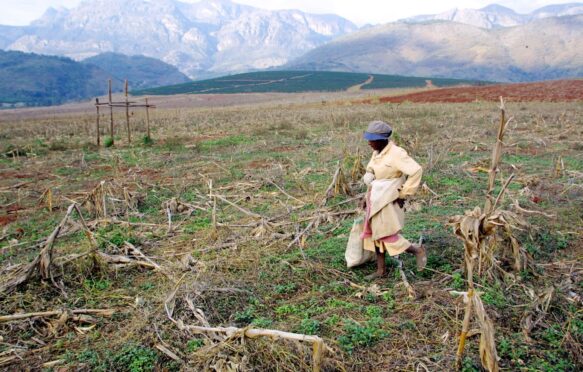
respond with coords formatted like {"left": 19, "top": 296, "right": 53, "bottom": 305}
{"left": 362, "top": 80, "right": 583, "bottom": 104}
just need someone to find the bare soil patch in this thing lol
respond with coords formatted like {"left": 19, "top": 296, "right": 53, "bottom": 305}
{"left": 367, "top": 79, "right": 583, "bottom": 103}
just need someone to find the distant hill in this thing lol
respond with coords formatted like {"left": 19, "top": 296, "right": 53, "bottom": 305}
{"left": 82, "top": 53, "right": 191, "bottom": 89}
{"left": 287, "top": 15, "right": 583, "bottom": 82}
{"left": 133, "top": 70, "right": 483, "bottom": 96}
{"left": 0, "top": 50, "right": 196, "bottom": 108}
{"left": 0, "top": 50, "right": 119, "bottom": 108}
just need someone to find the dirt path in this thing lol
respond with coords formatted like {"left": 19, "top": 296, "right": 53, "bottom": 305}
{"left": 347, "top": 75, "right": 374, "bottom": 92}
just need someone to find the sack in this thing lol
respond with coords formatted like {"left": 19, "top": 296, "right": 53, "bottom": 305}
{"left": 345, "top": 217, "right": 375, "bottom": 268}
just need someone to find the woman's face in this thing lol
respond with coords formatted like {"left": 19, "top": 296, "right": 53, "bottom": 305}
{"left": 368, "top": 140, "right": 388, "bottom": 152}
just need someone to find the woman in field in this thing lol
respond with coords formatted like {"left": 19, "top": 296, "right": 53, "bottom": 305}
{"left": 360, "top": 120, "right": 426, "bottom": 279}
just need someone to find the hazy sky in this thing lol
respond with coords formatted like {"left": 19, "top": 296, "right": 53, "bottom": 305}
{"left": 0, "top": 0, "right": 577, "bottom": 26}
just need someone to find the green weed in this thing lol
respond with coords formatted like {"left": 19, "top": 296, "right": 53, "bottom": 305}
{"left": 104, "top": 136, "right": 114, "bottom": 148}
{"left": 481, "top": 285, "right": 507, "bottom": 308}
{"left": 69, "top": 349, "right": 104, "bottom": 371}
{"left": 198, "top": 134, "right": 251, "bottom": 151}
{"left": 298, "top": 318, "right": 321, "bottom": 335}
{"left": 83, "top": 278, "right": 111, "bottom": 291}
{"left": 111, "top": 343, "right": 158, "bottom": 372}
{"left": 234, "top": 306, "right": 256, "bottom": 324}
{"left": 324, "top": 315, "right": 341, "bottom": 327}
{"left": 251, "top": 317, "right": 273, "bottom": 328}
{"left": 142, "top": 135, "right": 154, "bottom": 146}
{"left": 97, "top": 226, "right": 139, "bottom": 248}
{"left": 365, "top": 305, "right": 383, "bottom": 318}
{"left": 275, "top": 304, "right": 303, "bottom": 317}
{"left": 338, "top": 317, "right": 389, "bottom": 353}
{"left": 274, "top": 283, "right": 297, "bottom": 294}
{"left": 451, "top": 272, "right": 465, "bottom": 290}
{"left": 186, "top": 339, "right": 205, "bottom": 353}
{"left": 183, "top": 216, "right": 211, "bottom": 234}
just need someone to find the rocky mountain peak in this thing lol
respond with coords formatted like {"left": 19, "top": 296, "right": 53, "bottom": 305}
{"left": 2, "top": 0, "right": 356, "bottom": 79}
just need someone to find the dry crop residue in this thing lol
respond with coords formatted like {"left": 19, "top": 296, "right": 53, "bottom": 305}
{"left": 365, "top": 79, "right": 583, "bottom": 103}
{"left": 0, "top": 97, "right": 582, "bottom": 371}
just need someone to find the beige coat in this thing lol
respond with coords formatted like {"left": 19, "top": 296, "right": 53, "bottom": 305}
{"left": 363, "top": 142, "right": 422, "bottom": 253}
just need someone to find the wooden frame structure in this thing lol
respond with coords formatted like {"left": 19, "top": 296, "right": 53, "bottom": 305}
{"left": 94, "top": 79, "right": 156, "bottom": 146}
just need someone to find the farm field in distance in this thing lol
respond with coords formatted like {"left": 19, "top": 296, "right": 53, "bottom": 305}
{"left": 134, "top": 70, "right": 484, "bottom": 96}
{"left": 0, "top": 83, "right": 581, "bottom": 371}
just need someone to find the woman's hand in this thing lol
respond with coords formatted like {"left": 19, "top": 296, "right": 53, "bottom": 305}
{"left": 394, "top": 198, "right": 405, "bottom": 209}
{"left": 359, "top": 197, "right": 367, "bottom": 210}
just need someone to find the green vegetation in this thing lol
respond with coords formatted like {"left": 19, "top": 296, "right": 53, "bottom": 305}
{"left": 104, "top": 136, "right": 114, "bottom": 148}
{"left": 338, "top": 317, "right": 390, "bottom": 353}
{"left": 67, "top": 343, "right": 159, "bottom": 372}
{"left": 83, "top": 52, "right": 190, "bottom": 89}
{"left": 0, "top": 50, "right": 114, "bottom": 107}
{"left": 134, "top": 70, "right": 484, "bottom": 96}
{"left": 110, "top": 344, "right": 159, "bottom": 372}
{"left": 0, "top": 50, "right": 191, "bottom": 108}
{"left": 0, "top": 100, "right": 580, "bottom": 371}
{"left": 186, "top": 339, "right": 205, "bottom": 352}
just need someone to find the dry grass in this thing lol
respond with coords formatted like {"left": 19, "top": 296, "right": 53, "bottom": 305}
{"left": 0, "top": 94, "right": 581, "bottom": 371}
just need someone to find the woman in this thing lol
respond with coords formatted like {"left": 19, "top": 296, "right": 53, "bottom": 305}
{"left": 360, "top": 120, "right": 426, "bottom": 280}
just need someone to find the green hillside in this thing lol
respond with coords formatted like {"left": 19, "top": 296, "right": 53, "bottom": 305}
{"left": 0, "top": 50, "right": 193, "bottom": 108}
{"left": 83, "top": 52, "right": 191, "bottom": 89}
{"left": 134, "top": 70, "right": 484, "bottom": 96}
{"left": 0, "top": 50, "right": 118, "bottom": 108}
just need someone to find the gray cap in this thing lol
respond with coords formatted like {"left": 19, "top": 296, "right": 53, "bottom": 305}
{"left": 363, "top": 120, "right": 392, "bottom": 141}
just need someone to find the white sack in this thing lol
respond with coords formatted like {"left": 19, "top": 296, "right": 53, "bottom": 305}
{"left": 345, "top": 217, "right": 375, "bottom": 268}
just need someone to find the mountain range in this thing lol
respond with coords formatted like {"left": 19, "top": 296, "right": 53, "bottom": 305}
{"left": 1, "top": 0, "right": 356, "bottom": 79}
{"left": 287, "top": 13, "right": 583, "bottom": 82}
{"left": 403, "top": 3, "right": 583, "bottom": 29}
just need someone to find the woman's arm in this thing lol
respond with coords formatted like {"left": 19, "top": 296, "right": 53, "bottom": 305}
{"left": 395, "top": 148, "right": 423, "bottom": 199}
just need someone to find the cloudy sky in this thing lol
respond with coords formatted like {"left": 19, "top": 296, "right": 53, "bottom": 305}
{"left": 0, "top": 0, "right": 577, "bottom": 26}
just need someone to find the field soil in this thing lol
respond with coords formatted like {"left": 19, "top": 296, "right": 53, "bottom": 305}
{"left": 0, "top": 87, "right": 581, "bottom": 371}
{"left": 368, "top": 79, "right": 583, "bottom": 103}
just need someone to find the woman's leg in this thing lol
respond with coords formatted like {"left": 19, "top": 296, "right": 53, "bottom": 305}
{"left": 406, "top": 243, "right": 427, "bottom": 271}
{"left": 366, "top": 247, "right": 387, "bottom": 280}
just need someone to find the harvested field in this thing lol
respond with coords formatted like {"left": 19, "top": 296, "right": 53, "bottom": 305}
{"left": 0, "top": 92, "right": 581, "bottom": 371}
{"left": 368, "top": 79, "right": 583, "bottom": 103}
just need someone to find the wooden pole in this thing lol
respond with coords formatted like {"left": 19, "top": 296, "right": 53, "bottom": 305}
{"left": 125, "top": 80, "right": 131, "bottom": 144}
{"left": 145, "top": 97, "right": 151, "bottom": 139}
{"left": 95, "top": 98, "right": 100, "bottom": 146}
{"left": 108, "top": 79, "right": 114, "bottom": 146}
